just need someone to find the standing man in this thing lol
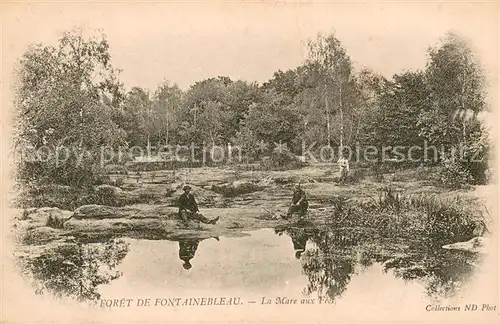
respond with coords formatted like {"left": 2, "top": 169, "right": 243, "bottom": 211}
{"left": 337, "top": 153, "right": 350, "bottom": 184}
{"left": 285, "top": 183, "right": 309, "bottom": 219}
{"left": 178, "top": 185, "right": 219, "bottom": 226}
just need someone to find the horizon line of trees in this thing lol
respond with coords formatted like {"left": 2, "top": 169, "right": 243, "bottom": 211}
{"left": 13, "top": 28, "right": 491, "bottom": 187}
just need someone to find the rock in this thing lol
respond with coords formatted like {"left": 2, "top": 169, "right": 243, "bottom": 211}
{"left": 257, "top": 175, "right": 316, "bottom": 186}
{"left": 95, "top": 184, "right": 128, "bottom": 205}
{"left": 442, "top": 237, "right": 491, "bottom": 254}
{"left": 172, "top": 184, "right": 221, "bottom": 204}
{"left": 104, "top": 164, "right": 128, "bottom": 175}
{"left": 97, "top": 184, "right": 124, "bottom": 195}
{"left": 96, "top": 184, "right": 156, "bottom": 205}
{"left": 22, "top": 207, "right": 73, "bottom": 225}
{"left": 22, "top": 226, "right": 65, "bottom": 244}
{"left": 73, "top": 204, "right": 118, "bottom": 219}
{"left": 211, "top": 180, "right": 263, "bottom": 197}
{"left": 121, "top": 183, "right": 141, "bottom": 191}
{"left": 71, "top": 204, "right": 180, "bottom": 221}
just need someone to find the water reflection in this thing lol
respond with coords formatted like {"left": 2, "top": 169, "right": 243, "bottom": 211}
{"left": 19, "top": 226, "right": 479, "bottom": 304}
{"left": 275, "top": 226, "right": 358, "bottom": 301}
{"left": 275, "top": 225, "right": 478, "bottom": 302}
{"left": 382, "top": 250, "right": 478, "bottom": 300}
{"left": 177, "top": 236, "right": 219, "bottom": 270}
{"left": 275, "top": 226, "right": 317, "bottom": 259}
{"left": 22, "top": 239, "right": 129, "bottom": 302}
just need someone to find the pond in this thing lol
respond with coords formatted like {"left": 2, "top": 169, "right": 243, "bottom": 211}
{"left": 23, "top": 226, "right": 480, "bottom": 307}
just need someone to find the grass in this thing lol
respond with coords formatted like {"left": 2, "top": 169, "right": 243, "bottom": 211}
{"left": 324, "top": 186, "right": 486, "bottom": 246}
{"left": 46, "top": 214, "right": 66, "bottom": 229}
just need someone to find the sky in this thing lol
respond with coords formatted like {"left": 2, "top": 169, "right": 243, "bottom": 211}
{"left": 2, "top": 1, "right": 499, "bottom": 93}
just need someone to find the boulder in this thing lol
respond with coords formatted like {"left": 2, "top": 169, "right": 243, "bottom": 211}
{"left": 73, "top": 204, "right": 118, "bottom": 219}
{"left": 22, "top": 207, "right": 73, "bottom": 225}
{"left": 211, "top": 180, "right": 264, "bottom": 197}
{"left": 96, "top": 184, "right": 124, "bottom": 195}
{"left": 257, "top": 175, "right": 316, "bottom": 187}
{"left": 71, "top": 204, "right": 179, "bottom": 220}
{"left": 172, "top": 184, "right": 221, "bottom": 204}
{"left": 95, "top": 184, "right": 146, "bottom": 205}
{"left": 442, "top": 237, "right": 490, "bottom": 254}
{"left": 121, "top": 183, "right": 141, "bottom": 191}
{"left": 104, "top": 164, "right": 128, "bottom": 175}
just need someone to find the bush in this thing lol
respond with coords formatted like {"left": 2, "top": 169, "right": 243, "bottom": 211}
{"left": 365, "top": 187, "right": 484, "bottom": 244}
{"left": 369, "top": 163, "right": 387, "bottom": 182}
{"left": 345, "top": 168, "right": 366, "bottom": 184}
{"left": 435, "top": 137, "right": 490, "bottom": 188}
{"left": 260, "top": 147, "right": 305, "bottom": 171}
{"left": 17, "top": 148, "right": 107, "bottom": 189}
{"left": 437, "top": 158, "right": 473, "bottom": 189}
{"left": 46, "top": 214, "right": 66, "bottom": 229}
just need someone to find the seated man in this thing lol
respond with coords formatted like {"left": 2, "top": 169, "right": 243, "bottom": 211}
{"left": 285, "top": 183, "right": 309, "bottom": 219}
{"left": 178, "top": 185, "right": 219, "bottom": 226}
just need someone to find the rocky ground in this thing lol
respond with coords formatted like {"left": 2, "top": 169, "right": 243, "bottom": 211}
{"left": 10, "top": 164, "right": 495, "bottom": 260}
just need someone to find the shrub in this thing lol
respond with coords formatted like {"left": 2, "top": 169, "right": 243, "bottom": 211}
{"left": 344, "top": 168, "right": 366, "bottom": 184}
{"left": 369, "top": 163, "right": 387, "bottom": 182}
{"left": 46, "top": 214, "right": 66, "bottom": 229}
{"left": 260, "top": 147, "right": 305, "bottom": 171}
{"left": 437, "top": 158, "right": 473, "bottom": 189}
{"left": 367, "top": 187, "right": 484, "bottom": 244}
{"left": 17, "top": 148, "right": 108, "bottom": 189}
{"left": 436, "top": 137, "right": 490, "bottom": 188}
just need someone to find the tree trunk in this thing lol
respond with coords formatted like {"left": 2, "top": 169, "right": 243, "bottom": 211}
{"left": 324, "top": 83, "right": 331, "bottom": 147}
{"left": 78, "top": 103, "right": 84, "bottom": 151}
{"left": 339, "top": 83, "right": 344, "bottom": 150}
{"left": 147, "top": 133, "right": 151, "bottom": 158}
{"left": 354, "top": 116, "right": 361, "bottom": 144}
{"left": 165, "top": 100, "right": 169, "bottom": 145}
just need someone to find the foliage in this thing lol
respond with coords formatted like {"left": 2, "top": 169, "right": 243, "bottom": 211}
{"left": 24, "top": 239, "right": 129, "bottom": 302}
{"left": 13, "top": 29, "right": 491, "bottom": 192}
{"left": 259, "top": 145, "right": 305, "bottom": 171}
{"left": 46, "top": 213, "right": 66, "bottom": 229}
{"left": 437, "top": 157, "right": 473, "bottom": 189}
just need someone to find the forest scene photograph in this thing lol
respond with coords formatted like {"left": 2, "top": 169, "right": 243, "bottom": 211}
{"left": 2, "top": 2, "right": 498, "bottom": 324}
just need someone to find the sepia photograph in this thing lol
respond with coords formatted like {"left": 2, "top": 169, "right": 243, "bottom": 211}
{"left": 1, "top": 1, "right": 499, "bottom": 323}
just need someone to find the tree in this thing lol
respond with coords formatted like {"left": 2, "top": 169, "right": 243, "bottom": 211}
{"left": 14, "top": 29, "right": 126, "bottom": 186}
{"left": 121, "top": 87, "right": 152, "bottom": 147}
{"left": 362, "top": 71, "right": 430, "bottom": 158}
{"left": 306, "top": 33, "right": 356, "bottom": 149}
{"left": 420, "top": 32, "right": 486, "bottom": 148}
{"left": 15, "top": 29, "right": 126, "bottom": 150}
{"left": 420, "top": 32, "right": 489, "bottom": 184}
{"left": 153, "top": 82, "right": 183, "bottom": 146}
{"left": 237, "top": 90, "right": 304, "bottom": 157}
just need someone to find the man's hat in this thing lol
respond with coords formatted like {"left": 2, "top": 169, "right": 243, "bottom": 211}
{"left": 183, "top": 185, "right": 191, "bottom": 191}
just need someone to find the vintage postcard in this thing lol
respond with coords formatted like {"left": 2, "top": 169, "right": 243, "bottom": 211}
{"left": 1, "top": 1, "right": 499, "bottom": 323}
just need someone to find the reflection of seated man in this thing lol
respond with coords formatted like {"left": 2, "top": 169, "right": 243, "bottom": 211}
{"left": 285, "top": 183, "right": 309, "bottom": 219}
{"left": 178, "top": 237, "right": 219, "bottom": 270}
{"left": 275, "top": 227, "right": 316, "bottom": 259}
{"left": 178, "top": 185, "right": 219, "bottom": 226}
{"left": 291, "top": 232, "right": 308, "bottom": 259}
{"left": 178, "top": 239, "right": 200, "bottom": 270}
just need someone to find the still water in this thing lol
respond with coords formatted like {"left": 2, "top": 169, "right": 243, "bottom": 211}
{"left": 94, "top": 227, "right": 478, "bottom": 308}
